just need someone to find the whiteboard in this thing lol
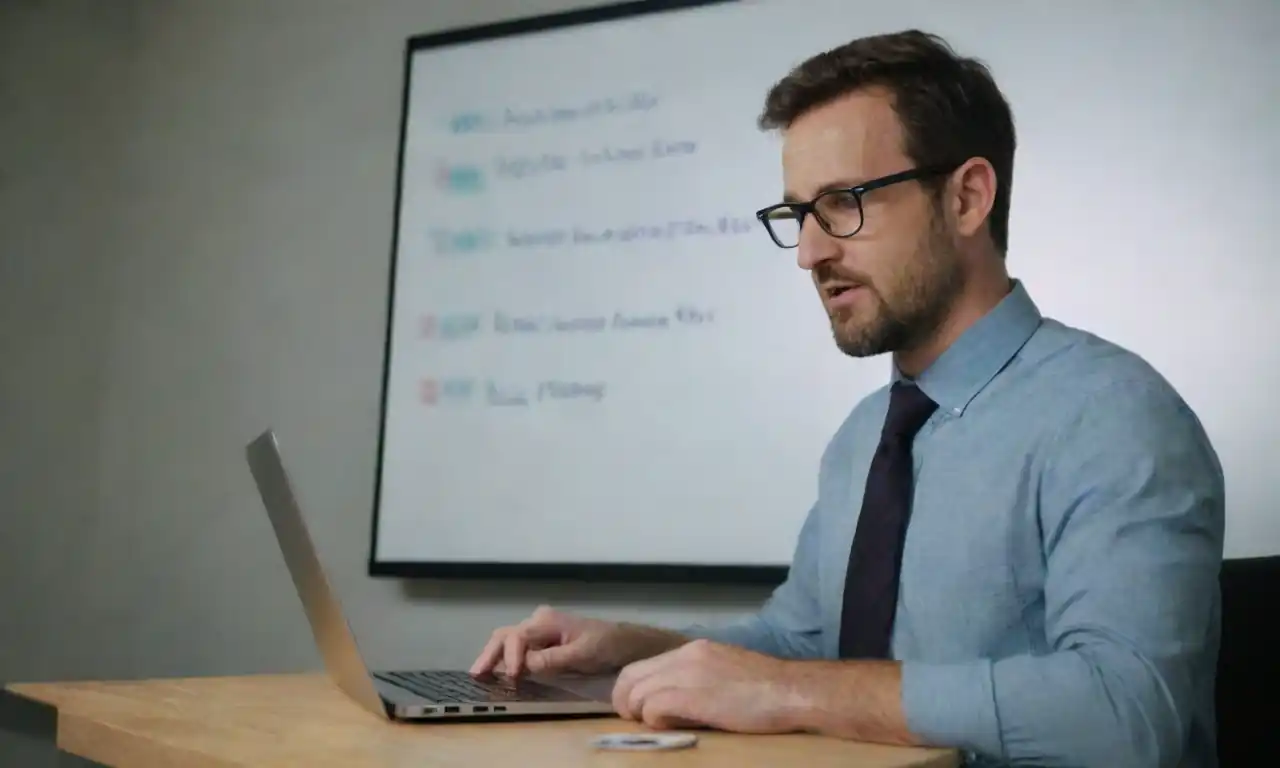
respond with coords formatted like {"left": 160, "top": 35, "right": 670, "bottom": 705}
{"left": 368, "top": 0, "right": 1280, "bottom": 581}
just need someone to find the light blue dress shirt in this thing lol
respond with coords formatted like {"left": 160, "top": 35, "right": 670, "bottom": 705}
{"left": 685, "top": 280, "right": 1225, "bottom": 768}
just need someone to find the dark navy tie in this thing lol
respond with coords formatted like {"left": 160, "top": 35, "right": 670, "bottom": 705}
{"left": 839, "top": 381, "right": 938, "bottom": 659}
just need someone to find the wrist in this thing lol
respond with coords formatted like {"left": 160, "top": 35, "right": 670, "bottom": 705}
{"left": 772, "top": 659, "right": 819, "bottom": 733}
{"left": 613, "top": 622, "right": 689, "bottom": 666}
{"left": 769, "top": 659, "right": 914, "bottom": 744}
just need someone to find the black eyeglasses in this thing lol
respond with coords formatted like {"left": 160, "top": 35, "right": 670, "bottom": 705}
{"left": 754, "top": 162, "right": 962, "bottom": 249}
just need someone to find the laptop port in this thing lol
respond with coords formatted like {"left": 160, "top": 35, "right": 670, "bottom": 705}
{"left": 444, "top": 706, "right": 460, "bottom": 713}
{"left": 493, "top": 705, "right": 507, "bottom": 712}
{"left": 472, "top": 705, "right": 489, "bottom": 713}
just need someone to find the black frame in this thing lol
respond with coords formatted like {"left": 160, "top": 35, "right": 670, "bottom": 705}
{"left": 367, "top": 0, "right": 786, "bottom": 586}
{"left": 755, "top": 163, "right": 963, "bottom": 249}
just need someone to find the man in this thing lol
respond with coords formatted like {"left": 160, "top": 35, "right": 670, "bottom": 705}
{"left": 471, "top": 29, "right": 1224, "bottom": 768}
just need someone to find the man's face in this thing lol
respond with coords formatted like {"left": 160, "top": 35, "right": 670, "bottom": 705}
{"left": 780, "top": 88, "right": 963, "bottom": 359}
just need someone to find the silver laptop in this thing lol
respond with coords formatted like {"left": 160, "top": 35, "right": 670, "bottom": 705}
{"left": 245, "top": 428, "right": 617, "bottom": 721}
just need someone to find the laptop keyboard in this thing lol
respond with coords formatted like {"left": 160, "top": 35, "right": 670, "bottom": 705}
{"left": 375, "top": 670, "right": 588, "bottom": 703}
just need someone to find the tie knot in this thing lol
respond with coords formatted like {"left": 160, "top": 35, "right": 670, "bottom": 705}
{"left": 882, "top": 382, "right": 938, "bottom": 443}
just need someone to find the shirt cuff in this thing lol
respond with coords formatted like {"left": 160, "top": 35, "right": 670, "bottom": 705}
{"left": 900, "top": 658, "right": 1004, "bottom": 760}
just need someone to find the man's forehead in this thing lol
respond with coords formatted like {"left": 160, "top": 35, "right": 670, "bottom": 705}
{"left": 781, "top": 90, "right": 899, "bottom": 148}
{"left": 778, "top": 90, "right": 905, "bottom": 199}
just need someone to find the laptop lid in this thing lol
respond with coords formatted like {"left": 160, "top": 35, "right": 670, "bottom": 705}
{"left": 245, "top": 428, "right": 389, "bottom": 719}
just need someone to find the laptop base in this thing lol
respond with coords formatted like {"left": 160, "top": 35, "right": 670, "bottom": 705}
{"left": 244, "top": 428, "right": 616, "bottom": 723}
{"left": 372, "top": 669, "right": 617, "bottom": 720}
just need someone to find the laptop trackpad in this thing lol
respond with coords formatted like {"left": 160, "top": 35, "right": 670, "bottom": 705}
{"left": 530, "top": 672, "right": 618, "bottom": 703}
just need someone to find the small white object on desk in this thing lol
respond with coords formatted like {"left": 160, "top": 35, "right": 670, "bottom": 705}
{"left": 591, "top": 732, "right": 699, "bottom": 751}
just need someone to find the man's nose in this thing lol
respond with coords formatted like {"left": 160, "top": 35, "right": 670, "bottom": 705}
{"left": 796, "top": 219, "right": 843, "bottom": 271}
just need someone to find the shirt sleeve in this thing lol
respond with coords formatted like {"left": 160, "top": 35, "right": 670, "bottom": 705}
{"left": 900, "top": 378, "right": 1225, "bottom": 767}
{"left": 680, "top": 501, "right": 826, "bottom": 660}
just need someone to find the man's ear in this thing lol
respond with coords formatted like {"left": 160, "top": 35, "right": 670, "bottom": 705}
{"left": 949, "top": 157, "right": 997, "bottom": 241}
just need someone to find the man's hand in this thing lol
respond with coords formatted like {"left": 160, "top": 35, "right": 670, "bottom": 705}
{"left": 611, "top": 639, "right": 802, "bottom": 733}
{"left": 470, "top": 605, "right": 688, "bottom": 678}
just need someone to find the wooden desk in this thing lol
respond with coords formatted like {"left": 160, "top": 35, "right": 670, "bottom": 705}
{"left": 4, "top": 673, "right": 959, "bottom": 767}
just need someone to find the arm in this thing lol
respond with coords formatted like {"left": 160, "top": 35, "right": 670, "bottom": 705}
{"left": 680, "top": 502, "right": 825, "bottom": 660}
{"left": 780, "top": 380, "right": 1225, "bottom": 767}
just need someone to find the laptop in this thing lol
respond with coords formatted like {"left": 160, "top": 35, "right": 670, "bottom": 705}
{"left": 244, "top": 428, "right": 617, "bottom": 721}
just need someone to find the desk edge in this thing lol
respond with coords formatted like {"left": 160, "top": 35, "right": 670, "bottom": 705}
{"left": 56, "top": 710, "right": 241, "bottom": 768}
{"left": 0, "top": 684, "right": 59, "bottom": 742}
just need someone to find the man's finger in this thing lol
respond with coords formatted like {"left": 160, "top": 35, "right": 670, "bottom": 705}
{"left": 611, "top": 648, "right": 676, "bottom": 717}
{"left": 469, "top": 629, "right": 511, "bottom": 675}
{"left": 502, "top": 628, "right": 530, "bottom": 677}
{"left": 525, "top": 642, "right": 576, "bottom": 674}
{"left": 502, "top": 622, "right": 563, "bottom": 677}
{"left": 625, "top": 661, "right": 686, "bottom": 722}
{"left": 611, "top": 660, "right": 642, "bottom": 716}
{"left": 639, "top": 686, "right": 695, "bottom": 730}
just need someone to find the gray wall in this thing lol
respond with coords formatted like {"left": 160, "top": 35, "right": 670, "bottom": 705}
{"left": 4, "top": 9, "right": 1275, "bottom": 766}
{"left": 0, "top": 0, "right": 768, "bottom": 705}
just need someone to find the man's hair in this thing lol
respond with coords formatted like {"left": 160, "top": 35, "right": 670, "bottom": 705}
{"left": 760, "top": 30, "right": 1016, "bottom": 254}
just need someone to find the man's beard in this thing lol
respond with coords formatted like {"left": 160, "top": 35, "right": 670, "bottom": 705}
{"left": 827, "top": 221, "right": 963, "bottom": 359}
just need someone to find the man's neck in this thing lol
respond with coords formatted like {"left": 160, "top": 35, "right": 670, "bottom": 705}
{"left": 894, "top": 271, "right": 1013, "bottom": 378}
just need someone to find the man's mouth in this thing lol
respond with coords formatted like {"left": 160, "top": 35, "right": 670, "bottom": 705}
{"left": 823, "top": 282, "right": 864, "bottom": 306}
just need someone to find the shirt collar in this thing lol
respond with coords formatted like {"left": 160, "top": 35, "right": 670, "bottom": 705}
{"left": 892, "top": 279, "right": 1043, "bottom": 417}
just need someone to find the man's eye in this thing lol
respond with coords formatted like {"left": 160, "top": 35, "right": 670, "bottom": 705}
{"left": 825, "top": 191, "right": 860, "bottom": 208}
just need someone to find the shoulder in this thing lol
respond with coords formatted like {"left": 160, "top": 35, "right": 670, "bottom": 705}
{"left": 1022, "top": 318, "right": 1179, "bottom": 394}
{"left": 1021, "top": 319, "right": 1216, "bottom": 458}
{"left": 1019, "top": 319, "right": 1225, "bottom": 536}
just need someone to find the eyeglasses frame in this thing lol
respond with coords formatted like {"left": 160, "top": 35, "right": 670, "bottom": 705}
{"left": 754, "top": 162, "right": 965, "bottom": 249}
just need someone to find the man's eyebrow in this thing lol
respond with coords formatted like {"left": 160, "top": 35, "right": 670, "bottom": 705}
{"left": 781, "top": 178, "right": 868, "bottom": 204}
